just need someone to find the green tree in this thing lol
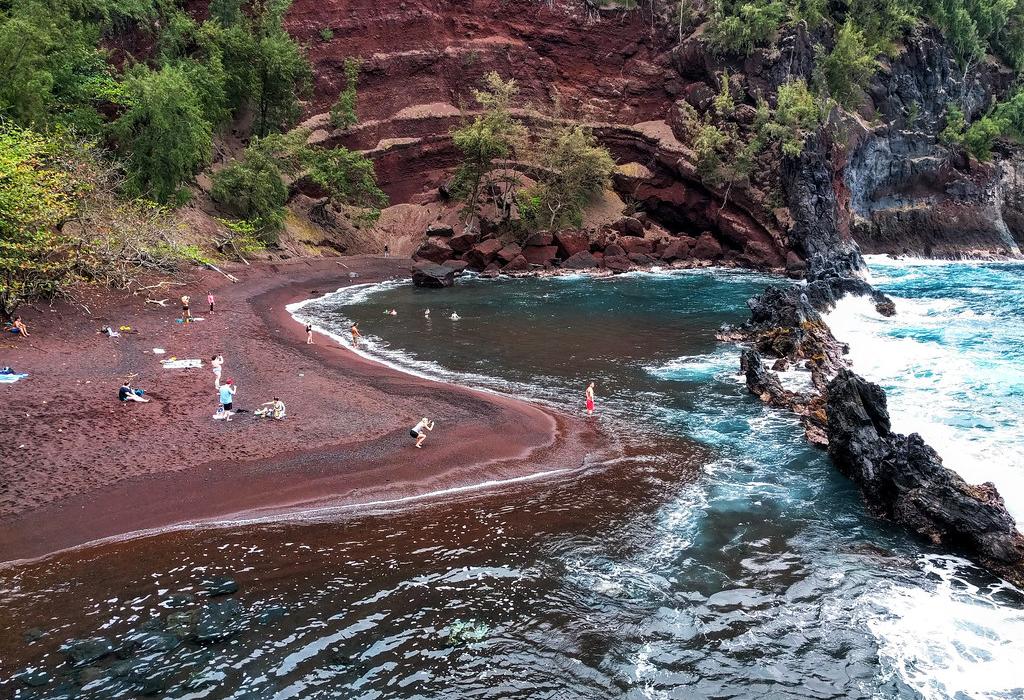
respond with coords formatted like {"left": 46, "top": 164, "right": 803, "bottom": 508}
{"left": 521, "top": 124, "right": 615, "bottom": 229}
{"left": 819, "top": 21, "right": 877, "bottom": 109}
{"left": 451, "top": 72, "right": 526, "bottom": 222}
{"left": 114, "top": 65, "right": 213, "bottom": 203}
{"left": 0, "top": 123, "right": 79, "bottom": 319}
{"left": 706, "top": 0, "right": 787, "bottom": 54}
{"left": 211, "top": 146, "right": 289, "bottom": 236}
{"left": 253, "top": 30, "right": 312, "bottom": 137}
{"left": 330, "top": 57, "right": 361, "bottom": 129}
{"left": 767, "top": 79, "right": 821, "bottom": 156}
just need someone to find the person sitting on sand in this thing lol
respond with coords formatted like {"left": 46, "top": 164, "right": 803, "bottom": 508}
{"left": 450, "top": 312, "right": 461, "bottom": 321}
{"left": 8, "top": 316, "right": 29, "bottom": 337}
{"left": 181, "top": 295, "right": 191, "bottom": 323}
{"left": 410, "top": 417, "right": 435, "bottom": 448}
{"left": 256, "top": 397, "right": 286, "bottom": 420}
{"left": 119, "top": 381, "right": 150, "bottom": 403}
{"left": 350, "top": 323, "right": 362, "bottom": 346}
{"left": 211, "top": 354, "right": 224, "bottom": 388}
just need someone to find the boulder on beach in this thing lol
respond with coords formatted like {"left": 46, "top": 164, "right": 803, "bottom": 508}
{"left": 555, "top": 230, "right": 590, "bottom": 259}
{"left": 466, "top": 239, "right": 503, "bottom": 269}
{"left": 523, "top": 245, "right": 559, "bottom": 266}
{"left": 193, "top": 599, "right": 244, "bottom": 643}
{"left": 523, "top": 231, "right": 554, "bottom": 246}
{"left": 426, "top": 223, "right": 455, "bottom": 237}
{"left": 412, "top": 262, "right": 456, "bottom": 288}
{"left": 448, "top": 231, "right": 477, "bottom": 253}
{"left": 561, "top": 250, "right": 598, "bottom": 270}
{"left": 497, "top": 242, "right": 523, "bottom": 263}
{"left": 412, "top": 238, "right": 452, "bottom": 264}
{"left": 604, "top": 255, "right": 632, "bottom": 273}
{"left": 203, "top": 576, "right": 238, "bottom": 597}
{"left": 502, "top": 255, "right": 531, "bottom": 273}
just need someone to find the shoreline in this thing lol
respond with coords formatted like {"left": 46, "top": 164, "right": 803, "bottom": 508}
{"left": 0, "top": 256, "right": 609, "bottom": 564}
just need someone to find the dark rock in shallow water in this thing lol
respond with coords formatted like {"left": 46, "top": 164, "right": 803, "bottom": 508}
{"left": 411, "top": 262, "right": 455, "bottom": 288}
{"left": 202, "top": 576, "right": 239, "bottom": 597}
{"left": 162, "top": 592, "right": 194, "bottom": 609}
{"left": 61, "top": 637, "right": 114, "bottom": 666}
{"left": 15, "top": 668, "right": 51, "bottom": 687}
{"left": 193, "top": 599, "right": 244, "bottom": 643}
{"left": 165, "top": 610, "right": 197, "bottom": 638}
{"left": 826, "top": 369, "right": 1024, "bottom": 585}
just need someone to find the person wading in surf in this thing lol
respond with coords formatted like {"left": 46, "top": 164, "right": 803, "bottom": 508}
{"left": 411, "top": 417, "right": 434, "bottom": 448}
{"left": 585, "top": 382, "right": 596, "bottom": 415}
{"left": 350, "top": 323, "right": 362, "bottom": 347}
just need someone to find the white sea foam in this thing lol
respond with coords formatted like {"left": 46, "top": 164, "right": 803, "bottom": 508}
{"left": 824, "top": 293, "right": 1024, "bottom": 521}
{"left": 869, "top": 555, "right": 1024, "bottom": 700}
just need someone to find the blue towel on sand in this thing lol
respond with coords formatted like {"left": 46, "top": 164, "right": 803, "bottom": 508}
{"left": 0, "top": 373, "right": 28, "bottom": 383}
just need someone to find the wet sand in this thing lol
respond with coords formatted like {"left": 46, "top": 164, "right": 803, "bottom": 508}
{"left": 0, "top": 257, "right": 608, "bottom": 563}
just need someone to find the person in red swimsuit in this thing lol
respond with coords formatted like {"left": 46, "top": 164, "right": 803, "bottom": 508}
{"left": 585, "top": 382, "right": 595, "bottom": 415}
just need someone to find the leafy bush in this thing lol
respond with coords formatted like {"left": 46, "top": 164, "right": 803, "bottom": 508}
{"left": 113, "top": 65, "right": 213, "bottom": 203}
{"left": 319, "top": 27, "right": 334, "bottom": 42}
{"left": 706, "top": 0, "right": 787, "bottom": 54}
{"left": 330, "top": 57, "right": 361, "bottom": 129}
{"left": 211, "top": 146, "right": 289, "bottom": 237}
{"left": 767, "top": 79, "right": 821, "bottom": 156}
{"left": 818, "top": 21, "right": 877, "bottom": 109}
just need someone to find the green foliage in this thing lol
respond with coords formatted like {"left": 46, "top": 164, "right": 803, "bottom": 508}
{"left": 0, "top": 0, "right": 110, "bottom": 130}
{"left": 113, "top": 64, "right": 213, "bottom": 203}
{"left": 713, "top": 70, "right": 735, "bottom": 116}
{"left": 212, "top": 129, "right": 387, "bottom": 238}
{"left": 208, "top": 0, "right": 243, "bottom": 27}
{"left": 451, "top": 72, "right": 527, "bottom": 218}
{"left": 211, "top": 144, "right": 289, "bottom": 236}
{"left": 520, "top": 124, "right": 615, "bottom": 230}
{"left": 694, "top": 123, "right": 729, "bottom": 185}
{"left": 940, "top": 103, "right": 966, "bottom": 144}
{"left": 330, "top": 57, "right": 361, "bottom": 129}
{"left": 0, "top": 122, "right": 80, "bottom": 318}
{"left": 818, "top": 21, "right": 878, "bottom": 109}
{"left": 253, "top": 29, "right": 312, "bottom": 137}
{"left": 767, "top": 79, "right": 821, "bottom": 156}
{"left": 706, "top": 0, "right": 787, "bottom": 54}
{"left": 923, "top": 0, "right": 1024, "bottom": 67}
{"left": 319, "top": 27, "right": 334, "bottom": 42}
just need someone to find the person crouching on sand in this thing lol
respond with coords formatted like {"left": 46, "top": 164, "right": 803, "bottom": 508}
{"left": 119, "top": 380, "right": 150, "bottom": 403}
{"left": 585, "top": 382, "right": 595, "bottom": 415}
{"left": 410, "top": 417, "right": 434, "bottom": 448}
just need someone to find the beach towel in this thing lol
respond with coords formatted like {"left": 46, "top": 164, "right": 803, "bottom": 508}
{"left": 0, "top": 373, "right": 28, "bottom": 383}
{"left": 161, "top": 359, "right": 203, "bottom": 369}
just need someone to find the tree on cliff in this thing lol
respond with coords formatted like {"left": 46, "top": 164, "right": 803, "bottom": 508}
{"left": 451, "top": 72, "right": 526, "bottom": 230}
{"left": 519, "top": 124, "right": 615, "bottom": 230}
{"left": 113, "top": 65, "right": 213, "bottom": 203}
{"left": 330, "top": 57, "right": 361, "bottom": 129}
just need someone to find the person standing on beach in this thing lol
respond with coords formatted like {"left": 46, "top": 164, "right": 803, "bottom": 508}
{"left": 350, "top": 323, "right": 362, "bottom": 346}
{"left": 306, "top": 322, "right": 314, "bottom": 344}
{"left": 181, "top": 295, "right": 191, "bottom": 323}
{"left": 219, "top": 379, "right": 236, "bottom": 416}
{"left": 585, "top": 382, "right": 596, "bottom": 415}
{"left": 211, "top": 354, "right": 224, "bottom": 388}
{"left": 383, "top": 244, "right": 390, "bottom": 258}
{"left": 207, "top": 291, "right": 215, "bottom": 314}
{"left": 410, "top": 417, "right": 434, "bottom": 448}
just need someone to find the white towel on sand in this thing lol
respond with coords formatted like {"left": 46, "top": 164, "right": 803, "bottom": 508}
{"left": 161, "top": 359, "right": 203, "bottom": 369}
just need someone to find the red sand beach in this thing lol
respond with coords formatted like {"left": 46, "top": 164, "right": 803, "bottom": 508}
{"left": 0, "top": 257, "right": 608, "bottom": 563}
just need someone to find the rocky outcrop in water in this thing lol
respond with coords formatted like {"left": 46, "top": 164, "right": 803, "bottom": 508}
{"left": 826, "top": 369, "right": 1024, "bottom": 586}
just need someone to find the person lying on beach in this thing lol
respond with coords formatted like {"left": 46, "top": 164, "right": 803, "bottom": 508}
{"left": 255, "top": 398, "right": 286, "bottom": 420}
{"left": 119, "top": 381, "right": 150, "bottom": 403}
{"left": 101, "top": 326, "right": 120, "bottom": 337}
{"left": 410, "top": 417, "right": 435, "bottom": 448}
{"left": 7, "top": 316, "right": 29, "bottom": 337}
